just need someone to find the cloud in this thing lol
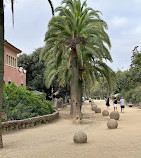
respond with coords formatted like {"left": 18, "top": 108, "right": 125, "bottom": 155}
{"left": 4, "top": 0, "right": 141, "bottom": 71}
{"left": 110, "top": 17, "right": 128, "bottom": 29}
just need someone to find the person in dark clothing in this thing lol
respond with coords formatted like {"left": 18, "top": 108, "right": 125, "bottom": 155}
{"left": 106, "top": 97, "right": 110, "bottom": 109}
{"left": 113, "top": 97, "right": 118, "bottom": 111}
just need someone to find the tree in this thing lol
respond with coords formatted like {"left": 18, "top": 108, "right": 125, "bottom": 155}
{"left": 42, "top": 0, "right": 112, "bottom": 120}
{"left": 0, "top": 0, "right": 4, "bottom": 148}
{"left": 0, "top": 0, "right": 54, "bottom": 149}
{"left": 18, "top": 48, "right": 47, "bottom": 91}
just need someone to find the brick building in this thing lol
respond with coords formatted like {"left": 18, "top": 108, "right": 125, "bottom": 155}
{"left": 4, "top": 41, "right": 26, "bottom": 86}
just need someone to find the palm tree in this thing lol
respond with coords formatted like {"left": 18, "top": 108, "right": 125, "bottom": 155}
{"left": 41, "top": 46, "right": 115, "bottom": 114}
{"left": 42, "top": 0, "right": 112, "bottom": 120}
{"left": 0, "top": 0, "right": 54, "bottom": 149}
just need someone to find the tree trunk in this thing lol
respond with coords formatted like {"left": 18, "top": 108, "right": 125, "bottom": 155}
{"left": 107, "top": 86, "right": 109, "bottom": 97}
{"left": 0, "top": 0, "right": 4, "bottom": 148}
{"left": 70, "top": 48, "right": 82, "bottom": 120}
{"left": 78, "top": 69, "right": 83, "bottom": 112}
{"left": 78, "top": 79, "right": 83, "bottom": 111}
{"left": 70, "top": 87, "right": 73, "bottom": 115}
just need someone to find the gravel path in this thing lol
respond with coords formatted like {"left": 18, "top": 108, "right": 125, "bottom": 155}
{"left": 0, "top": 100, "right": 141, "bottom": 158}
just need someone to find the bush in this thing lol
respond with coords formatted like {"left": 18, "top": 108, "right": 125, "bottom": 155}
{"left": 124, "top": 86, "right": 141, "bottom": 104}
{"left": 2, "top": 83, "right": 54, "bottom": 120}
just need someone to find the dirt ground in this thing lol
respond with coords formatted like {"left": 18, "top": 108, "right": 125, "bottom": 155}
{"left": 0, "top": 100, "right": 141, "bottom": 158}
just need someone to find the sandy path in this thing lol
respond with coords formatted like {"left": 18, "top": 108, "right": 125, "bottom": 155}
{"left": 0, "top": 100, "right": 141, "bottom": 158}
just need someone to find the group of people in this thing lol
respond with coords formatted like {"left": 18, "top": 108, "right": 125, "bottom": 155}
{"left": 82, "top": 96, "right": 91, "bottom": 104}
{"left": 106, "top": 96, "right": 125, "bottom": 113}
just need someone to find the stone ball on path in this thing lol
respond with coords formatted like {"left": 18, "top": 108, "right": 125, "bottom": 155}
{"left": 102, "top": 110, "right": 109, "bottom": 116}
{"left": 73, "top": 131, "right": 87, "bottom": 143}
{"left": 95, "top": 107, "right": 101, "bottom": 113}
{"left": 91, "top": 104, "right": 97, "bottom": 111}
{"left": 110, "top": 111, "right": 120, "bottom": 120}
{"left": 107, "top": 119, "right": 118, "bottom": 129}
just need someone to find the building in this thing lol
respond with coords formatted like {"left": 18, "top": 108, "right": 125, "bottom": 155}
{"left": 4, "top": 41, "right": 26, "bottom": 86}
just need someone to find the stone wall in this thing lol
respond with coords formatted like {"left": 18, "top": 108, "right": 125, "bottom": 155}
{"left": 2, "top": 110, "right": 59, "bottom": 134}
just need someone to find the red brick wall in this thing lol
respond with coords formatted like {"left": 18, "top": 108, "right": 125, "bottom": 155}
{"left": 4, "top": 44, "right": 26, "bottom": 87}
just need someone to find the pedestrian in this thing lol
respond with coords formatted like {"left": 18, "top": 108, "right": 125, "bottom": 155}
{"left": 106, "top": 97, "right": 110, "bottom": 109}
{"left": 113, "top": 97, "right": 118, "bottom": 111}
{"left": 89, "top": 97, "right": 91, "bottom": 105}
{"left": 120, "top": 96, "right": 125, "bottom": 113}
{"left": 82, "top": 96, "right": 84, "bottom": 103}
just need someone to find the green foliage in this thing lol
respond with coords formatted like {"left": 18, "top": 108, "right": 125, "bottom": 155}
{"left": 18, "top": 48, "right": 47, "bottom": 92}
{"left": 2, "top": 83, "right": 54, "bottom": 120}
{"left": 18, "top": 48, "right": 70, "bottom": 100}
{"left": 114, "top": 47, "right": 141, "bottom": 104}
{"left": 124, "top": 86, "right": 141, "bottom": 104}
{"left": 42, "top": 0, "right": 114, "bottom": 101}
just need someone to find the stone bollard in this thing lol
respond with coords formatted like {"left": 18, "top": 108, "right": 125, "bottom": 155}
{"left": 110, "top": 111, "right": 120, "bottom": 120}
{"left": 102, "top": 110, "right": 109, "bottom": 116}
{"left": 73, "top": 131, "right": 87, "bottom": 143}
{"left": 91, "top": 104, "right": 97, "bottom": 111}
{"left": 95, "top": 107, "right": 101, "bottom": 113}
{"left": 107, "top": 119, "right": 118, "bottom": 129}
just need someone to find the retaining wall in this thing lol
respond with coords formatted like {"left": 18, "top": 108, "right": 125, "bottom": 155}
{"left": 2, "top": 110, "right": 59, "bottom": 134}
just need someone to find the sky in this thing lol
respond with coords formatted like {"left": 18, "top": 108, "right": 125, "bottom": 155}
{"left": 4, "top": 0, "right": 141, "bottom": 71}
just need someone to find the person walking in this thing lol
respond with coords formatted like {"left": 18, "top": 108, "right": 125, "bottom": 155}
{"left": 106, "top": 97, "right": 110, "bottom": 109}
{"left": 120, "top": 96, "right": 125, "bottom": 113}
{"left": 113, "top": 97, "right": 118, "bottom": 111}
{"left": 89, "top": 97, "right": 91, "bottom": 105}
{"left": 82, "top": 96, "right": 84, "bottom": 103}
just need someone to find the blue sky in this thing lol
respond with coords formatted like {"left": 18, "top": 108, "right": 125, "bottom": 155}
{"left": 4, "top": 0, "right": 141, "bottom": 71}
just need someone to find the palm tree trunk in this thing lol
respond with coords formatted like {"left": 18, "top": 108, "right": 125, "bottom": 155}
{"left": 70, "top": 48, "right": 82, "bottom": 120}
{"left": 0, "top": 0, "right": 4, "bottom": 149}
{"left": 78, "top": 69, "right": 83, "bottom": 112}
{"left": 70, "top": 85, "right": 73, "bottom": 115}
{"left": 78, "top": 79, "right": 83, "bottom": 111}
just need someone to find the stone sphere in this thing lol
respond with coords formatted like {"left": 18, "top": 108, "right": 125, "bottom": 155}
{"left": 73, "top": 131, "right": 87, "bottom": 143}
{"left": 110, "top": 111, "right": 120, "bottom": 120}
{"left": 91, "top": 105, "right": 97, "bottom": 111}
{"left": 102, "top": 110, "right": 109, "bottom": 116}
{"left": 95, "top": 107, "right": 101, "bottom": 113}
{"left": 107, "top": 119, "right": 118, "bottom": 129}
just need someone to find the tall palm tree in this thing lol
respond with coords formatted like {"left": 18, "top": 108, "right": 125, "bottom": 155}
{"left": 43, "top": 0, "right": 112, "bottom": 120}
{"left": 0, "top": 0, "right": 54, "bottom": 149}
{"left": 42, "top": 48, "right": 115, "bottom": 112}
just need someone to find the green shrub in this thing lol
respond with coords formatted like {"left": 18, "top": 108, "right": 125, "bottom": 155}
{"left": 124, "top": 86, "right": 141, "bottom": 104}
{"left": 2, "top": 83, "right": 54, "bottom": 120}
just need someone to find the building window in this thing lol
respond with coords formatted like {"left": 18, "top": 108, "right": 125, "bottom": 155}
{"left": 15, "top": 59, "right": 16, "bottom": 67}
{"left": 13, "top": 57, "right": 14, "bottom": 67}
{"left": 9, "top": 56, "right": 10, "bottom": 65}
{"left": 6, "top": 55, "right": 17, "bottom": 68}
{"left": 7, "top": 55, "right": 8, "bottom": 64}
{"left": 11, "top": 57, "right": 12, "bottom": 66}
{"left": 21, "top": 83, "right": 23, "bottom": 86}
{"left": 8, "top": 81, "right": 11, "bottom": 85}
